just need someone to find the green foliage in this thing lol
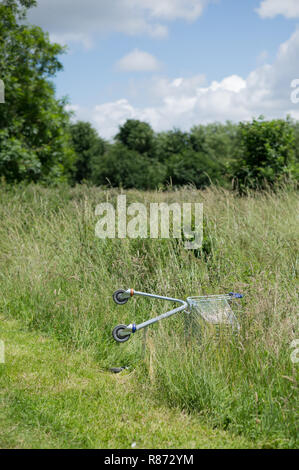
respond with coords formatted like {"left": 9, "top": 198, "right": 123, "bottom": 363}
{"left": 91, "top": 143, "right": 165, "bottom": 189}
{"left": 70, "top": 121, "right": 106, "bottom": 183}
{"left": 190, "top": 122, "right": 238, "bottom": 163}
{"left": 0, "top": 129, "right": 41, "bottom": 181}
{"left": 0, "top": 0, "right": 76, "bottom": 183}
{"left": 88, "top": 117, "right": 299, "bottom": 189}
{"left": 167, "top": 149, "right": 225, "bottom": 187}
{"left": 292, "top": 120, "right": 299, "bottom": 161}
{"left": 231, "top": 117, "right": 296, "bottom": 190}
{"left": 289, "top": 119, "right": 299, "bottom": 181}
{"left": 156, "top": 129, "right": 191, "bottom": 162}
{"left": 155, "top": 127, "right": 233, "bottom": 188}
{"left": 116, "top": 119, "right": 155, "bottom": 155}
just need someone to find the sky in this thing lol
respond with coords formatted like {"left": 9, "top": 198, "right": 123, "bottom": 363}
{"left": 27, "top": 0, "right": 299, "bottom": 140}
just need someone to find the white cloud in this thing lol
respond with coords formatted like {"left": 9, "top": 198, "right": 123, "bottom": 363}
{"left": 256, "top": 0, "right": 299, "bottom": 19}
{"left": 76, "top": 74, "right": 250, "bottom": 139}
{"left": 201, "top": 75, "right": 247, "bottom": 93}
{"left": 257, "top": 50, "right": 269, "bottom": 65}
{"left": 92, "top": 100, "right": 136, "bottom": 139}
{"left": 65, "top": 104, "right": 80, "bottom": 113}
{"left": 117, "top": 49, "right": 160, "bottom": 72}
{"left": 49, "top": 33, "right": 93, "bottom": 50}
{"left": 127, "top": 0, "right": 209, "bottom": 21}
{"left": 27, "top": 0, "right": 210, "bottom": 46}
{"left": 69, "top": 28, "right": 299, "bottom": 139}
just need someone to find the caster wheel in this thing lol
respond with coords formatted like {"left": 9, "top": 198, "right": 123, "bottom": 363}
{"left": 112, "top": 324, "right": 131, "bottom": 343}
{"left": 113, "top": 289, "right": 129, "bottom": 305}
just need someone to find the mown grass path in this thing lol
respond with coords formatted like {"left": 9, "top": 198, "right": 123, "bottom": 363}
{"left": 0, "top": 316, "right": 255, "bottom": 449}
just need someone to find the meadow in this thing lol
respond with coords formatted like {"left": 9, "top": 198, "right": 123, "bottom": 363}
{"left": 0, "top": 182, "right": 298, "bottom": 448}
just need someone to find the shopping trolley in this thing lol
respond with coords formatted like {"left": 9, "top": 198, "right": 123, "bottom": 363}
{"left": 112, "top": 288, "right": 243, "bottom": 342}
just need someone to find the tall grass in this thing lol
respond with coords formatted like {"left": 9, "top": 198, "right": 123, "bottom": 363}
{"left": 0, "top": 182, "right": 298, "bottom": 447}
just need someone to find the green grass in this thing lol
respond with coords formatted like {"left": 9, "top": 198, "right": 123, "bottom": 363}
{"left": 0, "top": 182, "right": 298, "bottom": 448}
{"left": 0, "top": 316, "right": 254, "bottom": 449}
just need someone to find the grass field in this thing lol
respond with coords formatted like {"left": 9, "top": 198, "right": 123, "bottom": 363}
{"left": 0, "top": 315, "right": 256, "bottom": 448}
{"left": 0, "top": 182, "right": 298, "bottom": 448}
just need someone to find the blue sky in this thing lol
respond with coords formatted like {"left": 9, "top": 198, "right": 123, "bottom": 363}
{"left": 28, "top": 0, "right": 299, "bottom": 139}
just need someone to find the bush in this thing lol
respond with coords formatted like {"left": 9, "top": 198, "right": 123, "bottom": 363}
{"left": 91, "top": 143, "right": 166, "bottom": 189}
{"left": 0, "top": 130, "right": 41, "bottom": 182}
{"left": 231, "top": 117, "right": 296, "bottom": 190}
{"left": 156, "top": 129, "right": 191, "bottom": 163}
{"left": 167, "top": 149, "right": 227, "bottom": 188}
{"left": 70, "top": 121, "right": 106, "bottom": 183}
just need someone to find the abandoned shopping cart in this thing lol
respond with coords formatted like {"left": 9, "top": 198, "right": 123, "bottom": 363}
{"left": 112, "top": 288, "right": 243, "bottom": 342}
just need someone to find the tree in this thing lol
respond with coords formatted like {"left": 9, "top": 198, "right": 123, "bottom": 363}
{"left": 156, "top": 129, "right": 191, "bottom": 163}
{"left": 167, "top": 149, "right": 224, "bottom": 188}
{"left": 190, "top": 122, "right": 238, "bottom": 165}
{"left": 231, "top": 117, "right": 296, "bottom": 190}
{"left": 0, "top": 0, "right": 76, "bottom": 183}
{"left": 289, "top": 119, "right": 299, "bottom": 182}
{"left": 289, "top": 118, "right": 299, "bottom": 162}
{"left": 91, "top": 143, "right": 165, "bottom": 189}
{"left": 115, "top": 119, "right": 155, "bottom": 156}
{"left": 70, "top": 121, "right": 106, "bottom": 183}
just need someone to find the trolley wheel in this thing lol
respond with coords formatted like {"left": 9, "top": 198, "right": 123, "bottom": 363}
{"left": 113, "top": 289, "right": 129, "bottom": 305}
{"left": 112, "top": 324, "right": 131, "bottom": 343}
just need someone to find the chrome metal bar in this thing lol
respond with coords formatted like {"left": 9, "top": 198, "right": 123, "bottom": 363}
{"left": 132, "top": 290, "right": 186, "bottom": 304}
{"left": 135, "top": 302, "right": 188, "bottom": 331}
{"left": 130, "top": 290, "right": 188, "bottom": 332}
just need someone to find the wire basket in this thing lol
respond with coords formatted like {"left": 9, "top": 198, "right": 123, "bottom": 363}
{"left": 185, "top": 294, "right": 240, "bottom": 340}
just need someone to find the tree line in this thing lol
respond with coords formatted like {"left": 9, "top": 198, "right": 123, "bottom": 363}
{"left": 1, "top": 0, "right": 298, "bottom": 191}
{"left": 69, "top": 118, "right": 299, "bottom": 191}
